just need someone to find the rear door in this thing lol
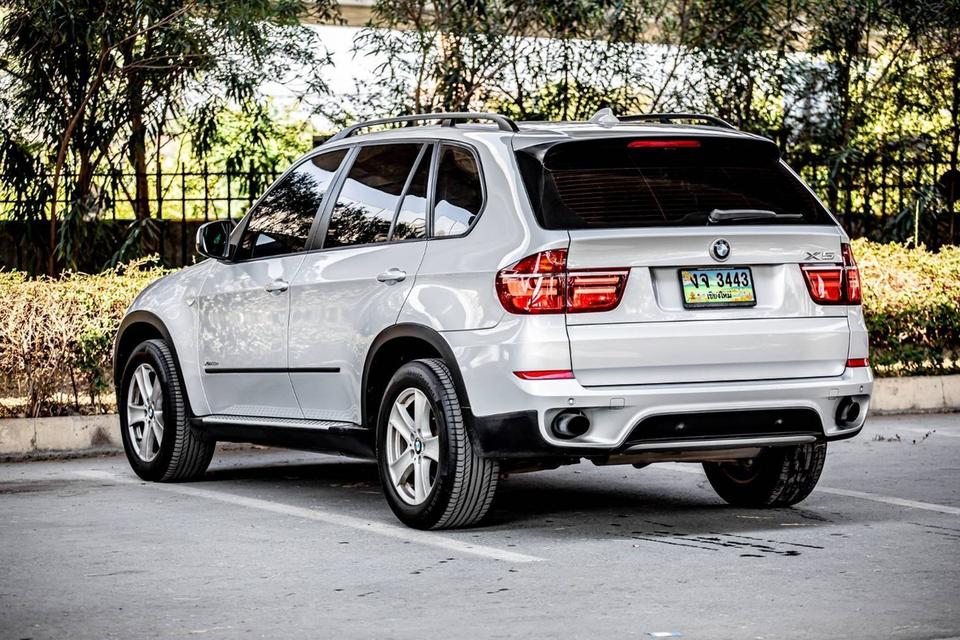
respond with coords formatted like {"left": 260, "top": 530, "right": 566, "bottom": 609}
{"left": 517, "top": 134, "right": 849, "bottom": 386}
{"left": 288, "top": 142, "right": 430, "bottom": 424}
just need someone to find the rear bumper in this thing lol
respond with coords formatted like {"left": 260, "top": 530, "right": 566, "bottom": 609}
{"left": 444, "top": 320, "right": 872, "bottom": 458}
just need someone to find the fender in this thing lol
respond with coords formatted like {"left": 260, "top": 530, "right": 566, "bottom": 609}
{"left": 362, "top": 323, "right": 474, "bottom": 429}
{"left": 113, "top": 310, "right": 198, "bottom": 415}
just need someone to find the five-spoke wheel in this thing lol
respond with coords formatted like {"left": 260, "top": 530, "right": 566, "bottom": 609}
{"left": 126, "top": 363, "right": 164, "bottom": 462}
{"left": 119, "top": 339, "right": 215, "bottom": 482}
{"left": 385, "top": 388, "right": 441, "bottom": 505}
{"left": 377, "top": 358, "right": 499, "bottom": 529}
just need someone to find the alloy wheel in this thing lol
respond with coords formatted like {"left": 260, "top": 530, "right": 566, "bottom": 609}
{"left": 385, "top": 387, "right": 440, "bottom": 505}
{"left": 126, "top": 363, "right": 164, "bottom": 462}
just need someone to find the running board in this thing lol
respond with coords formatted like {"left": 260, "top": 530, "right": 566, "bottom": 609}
{"left": 192, "top": 415, "right": 373, "bottom": 459}
{"left": 198, "top": 414, "right": 362, "bottom": 431}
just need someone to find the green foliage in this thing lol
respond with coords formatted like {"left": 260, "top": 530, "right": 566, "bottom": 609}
{"left": 358, "top": 0, "right": 960, "bottom": 245}
{"left": 2, "top": 245, "right": 959, "bottom": 415}
{"left": 853, "top": 239, "right": 960, "bottom": 376}
{"left": 0, "top": 258, "right": 170, "bottom": 416}
{"left": 0, "top": 0, "right": 338, "bottom": 272}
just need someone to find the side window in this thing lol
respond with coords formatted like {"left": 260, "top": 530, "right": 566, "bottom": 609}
{"left": 391, "top": 145, "right": 431, "bottom": 241}
{"left": 237, "top": 149, "right": 346, "bottom": 260}
{"left": 433, "top": 144, "right": 483, "bottom": 237}
{"left": 324, "top": 143, "right": 422, "bottom": 249}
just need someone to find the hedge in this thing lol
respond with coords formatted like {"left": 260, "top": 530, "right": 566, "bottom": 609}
{"left": 852, "top": 239, "right": 960, "bottom": 377}
{"left": 0, "top": 259, "right": 170, "bottom": 416}
{"left": 0, "top": 243, "right": 957, "bottom": 416}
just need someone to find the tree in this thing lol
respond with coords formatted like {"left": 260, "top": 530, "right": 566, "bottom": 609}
{"left": 0, "top": 0, "right": 337, "bottom": 273}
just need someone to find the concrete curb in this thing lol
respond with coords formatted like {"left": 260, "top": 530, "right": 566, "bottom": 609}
{"left": 870, "top": 375, "right": 960, "bottom": 414}
{"left": 1, "top": 375, "right": 958, "bottom": 456}
{"left": 0, "top": 414, "right": 120, "bottom": 456}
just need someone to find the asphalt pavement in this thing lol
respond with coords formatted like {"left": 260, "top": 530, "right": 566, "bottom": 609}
{"left": 1, "top": 412, "right": 959, "bottom": 640}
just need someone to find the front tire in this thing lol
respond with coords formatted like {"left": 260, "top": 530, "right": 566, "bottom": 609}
{"left": 703, "top": 442, "right": 826, "bottom": 508}
{"left": 376, "top": 358, "right": 499, "bottom": 529}
{"left": 119, "top": 339, "right": 215, "bottom": 482}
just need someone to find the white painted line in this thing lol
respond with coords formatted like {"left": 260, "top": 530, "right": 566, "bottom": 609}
{"left": 655, "top": 463, "right": 960, "bottom": 517}
{"left": 76, "top": 470, "right": 543, "bottom": 563}
{"left": 814, "top": 487, "right": 960, "bottom": 516}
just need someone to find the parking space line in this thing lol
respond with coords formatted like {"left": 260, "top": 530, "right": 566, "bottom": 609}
{"left": 75, "top": 470, "right": 544, "bottom": 563}
{"left": 656, "top": 463, "right": 960, "bottom": 516}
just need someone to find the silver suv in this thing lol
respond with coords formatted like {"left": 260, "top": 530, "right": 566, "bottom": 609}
{"left": 113, "top": 111, "right": 872, "bottom": 529}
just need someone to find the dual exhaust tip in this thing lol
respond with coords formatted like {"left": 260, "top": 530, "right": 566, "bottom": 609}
{"left": 555, "top": 399, "right": 862, "bottom": 440}
{"left": 552, "top": 410, "right": 590, "bottom": 439}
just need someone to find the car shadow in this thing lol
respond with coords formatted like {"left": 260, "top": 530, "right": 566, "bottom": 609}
{"left": 195, "top": 451, "right": 880, "bottom": 545}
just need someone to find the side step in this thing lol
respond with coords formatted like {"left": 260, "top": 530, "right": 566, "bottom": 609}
{"left": 192, "top": 415, "right": 373, "bottom": 459}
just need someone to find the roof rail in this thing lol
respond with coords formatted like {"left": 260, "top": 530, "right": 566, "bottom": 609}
{"left": 619, "top": 113, "right": 736, "bottom": 130}
{"left": 327, "top": 112, "right": 519, "bottom": 143}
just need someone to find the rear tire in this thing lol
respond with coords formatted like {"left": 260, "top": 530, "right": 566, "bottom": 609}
{"left": 376, "top": 358, "right": 499, "bottom": 529}
{"left": 703, "top": 442, "right": 826, "bottom": 507}
{"left": 119, "top": 339, "right": 215, "bottom": 482}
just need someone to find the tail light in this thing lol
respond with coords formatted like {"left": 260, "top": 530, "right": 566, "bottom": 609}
{"left": 841, "top": 243, "right": 862, "bottom": 304}
{"left": 496, "top": 249, "right": 629, "bottom": 314}
{"left": 801, "top": 243, "right": 861, "bottom": 305}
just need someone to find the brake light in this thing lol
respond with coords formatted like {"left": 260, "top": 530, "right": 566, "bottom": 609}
{"left": 801, "top": 243, "right": 862, "bottom": 305}
{"left": 496, "top": 250, "right": 567, "bottom": 314}
{"left": 846, "top": 358, "right": 869, "bottom": 368}
{"left": 801, "top": 266, "right": 844, "bottom": 303}
{"left": 841, "top": 243, "right": 862, "bottom": 304}
{"left": 496, "top": 250, "right": 630, "bottom": 314}
{"left": 628, "top": 139, "right": 701, "bottom": 149}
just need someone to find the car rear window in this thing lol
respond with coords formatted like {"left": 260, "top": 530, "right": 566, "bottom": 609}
{"left": 515, "top": 137, "right": 831, "bottom": 229}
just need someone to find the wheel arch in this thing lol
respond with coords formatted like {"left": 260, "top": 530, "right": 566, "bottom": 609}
{"left": 114, "top": 311, "right": 196, "bottom": 415}
{"left": 362, "top": 324, "right": 473, "bottom": 433}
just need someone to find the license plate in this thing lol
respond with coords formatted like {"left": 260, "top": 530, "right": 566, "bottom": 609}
{"left": 679, "top": 267, "right": 756, "bottom": 308}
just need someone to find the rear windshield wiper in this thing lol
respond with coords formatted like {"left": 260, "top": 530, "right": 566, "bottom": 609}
{"left": 708, "top": 209, "right": 803, "bottom": 224}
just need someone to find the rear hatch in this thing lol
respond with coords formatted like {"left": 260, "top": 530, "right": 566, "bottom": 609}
{"left": 515, "top": 133, "right": 849, "bottom": 386}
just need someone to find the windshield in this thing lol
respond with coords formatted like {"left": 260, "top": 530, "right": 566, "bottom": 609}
{"left": 515, "top": 136, "right": 832, "bottom": 229}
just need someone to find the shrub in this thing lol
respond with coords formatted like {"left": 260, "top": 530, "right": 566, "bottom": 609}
{"left": 0, "top": 245, "right": 958, "bottom": 416}
{"left": 0, "top": 258, "right": 169, "bottom": 416}
{"left": 853, "top": 239, "right": 960, "bottom": 376}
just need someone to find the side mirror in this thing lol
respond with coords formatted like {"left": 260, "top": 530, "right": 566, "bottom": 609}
{"left": 196, "top": 220, "right": 235, "bottom": 261}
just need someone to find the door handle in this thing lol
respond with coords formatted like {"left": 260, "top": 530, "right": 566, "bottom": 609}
{"left": 376, "top": 268, "right": 407, "bottom": 284}
{"left": 264, "top": 280, "right": 289, "bottom": 294}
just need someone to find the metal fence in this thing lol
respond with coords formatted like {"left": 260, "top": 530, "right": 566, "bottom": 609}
{"left": 1, "top": 154, "right": 957, "bottom": 270}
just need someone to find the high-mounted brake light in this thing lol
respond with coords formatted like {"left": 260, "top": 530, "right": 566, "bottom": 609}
{"left": 628, "top": 139, "right": 701, "bottom": 149}
{"left": 801, "top": 243, "right": 862, "bottom": 305}
{"left": 496, "top": 250, "right": 630, "bottom": 315}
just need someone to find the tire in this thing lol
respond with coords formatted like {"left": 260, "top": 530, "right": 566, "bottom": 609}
{"left": 376, "top": 358, "right": 499, "bottom": 530}
{"left": 702, "top": 442, "right": 827, "bottom": 508}
{"left": 118, "top": 339, "right": 215, "bottom": 482}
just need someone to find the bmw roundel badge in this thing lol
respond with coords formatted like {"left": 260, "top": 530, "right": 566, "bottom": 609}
{"left": 711, "top": 238, "right": 731, "bottom": 262}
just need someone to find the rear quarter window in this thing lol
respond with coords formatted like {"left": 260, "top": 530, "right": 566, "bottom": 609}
{"left": 516, "top": 137, "right": 831, "bottom": 229}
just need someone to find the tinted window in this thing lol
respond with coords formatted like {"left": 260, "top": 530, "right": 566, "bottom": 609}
{"left": 324, "top": 144, "right": 422, "bottom": 248}
{"left": 433, "top": 145, "right": 483, "bottom": 237}
{"left": 516, "top": 137, "right": 830, "bottom": 229}
{"left": 391, "top": 146, "right": 431, "bottom": 241}
{"left": 238, "top": 150, "right": 346, "bottom": 259}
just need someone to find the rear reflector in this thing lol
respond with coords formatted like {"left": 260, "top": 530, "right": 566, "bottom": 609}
{"left": 846, "top": 358, "right": 869, "bottom": 368}
{"left": 513, "top": 370, "right": 575, "bottom": 380}
{"left": 628, "top": 139, "right": 701, "bottom": 149}
{"left": 496, "top": 250, "right": 629, "bottom": 314}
